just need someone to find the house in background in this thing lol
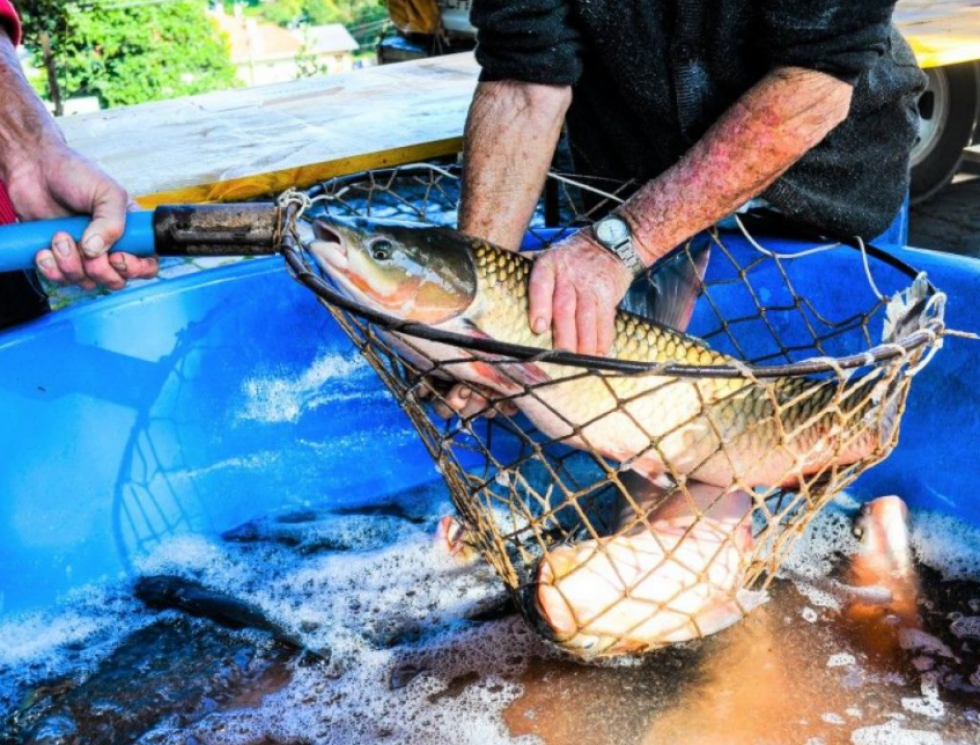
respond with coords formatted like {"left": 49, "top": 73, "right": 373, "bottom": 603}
{"left": 211, "top": 5, "right": 359, "bottom": 87}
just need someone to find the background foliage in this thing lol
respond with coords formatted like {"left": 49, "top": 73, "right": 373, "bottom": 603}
{"left": 16, "top": 0, "right": 239, "bottom": 110}
{"left": 242, "top": 0, "right": 387, "bottom": 46}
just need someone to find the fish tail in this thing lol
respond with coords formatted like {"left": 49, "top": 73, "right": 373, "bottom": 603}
{"left": 882, "top": 273, "right": 942, "bottom": 347}
{"left": 874, "top": 272, "right": 944, "bottom": 448}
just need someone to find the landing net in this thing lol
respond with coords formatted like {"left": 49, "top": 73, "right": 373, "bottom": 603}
{"left": 279, "top": 163, "right": 947, "bottom": 660}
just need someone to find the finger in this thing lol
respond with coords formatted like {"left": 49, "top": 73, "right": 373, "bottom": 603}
{"left": 551, "top": 280, "right": 577, "bottom": 352}
{"left": 460, "top": 389, "right": 490, "bottom": 419}
{"left": 80, "top": 179, "right": 129, "bottom": 259}
{"left": 597, "top": 299, "right": 617, "bottom": 357}
{"left": 49, "top": 231, "right": 87, "bottom": 286}
{"left": 111, "top": 253, "right": 158, "bottom": 280}
{"left": 576, "top": 293, "right": 599, "bottom": 356}
{"left": 528, "top": 258, "right": 556, "bottom": 337}
{"left": 432, "top": 384, "right": 470, "bottom": 419}
{"left": 35, "top": 250, "right": 67, "bottom": 285}
{"left": 82, "top": 253, "right": 127, "bottom": 291}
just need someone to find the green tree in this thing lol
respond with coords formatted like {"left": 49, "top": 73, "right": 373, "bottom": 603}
{"left": 18, "top": 0, "right": 239, "bottom": 111}
{"left": 244, "top": 0, "right": 386, "bottom": 44}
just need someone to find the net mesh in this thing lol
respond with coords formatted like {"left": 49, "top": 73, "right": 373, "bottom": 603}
{"left": 280, "top": 163, "right": 946, "bottom": 660}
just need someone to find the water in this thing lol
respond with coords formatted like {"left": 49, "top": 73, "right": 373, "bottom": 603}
{"left": 3, "top": 485, "right": 980, "bottom": 745}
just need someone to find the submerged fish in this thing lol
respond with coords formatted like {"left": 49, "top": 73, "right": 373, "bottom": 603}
{"left": 309, "top": 218, "right": 922, "bottom": 490}
{"left": 844, "top": 495, "right": 922, "bottom": 661}
{"left": 533, "top": 480, "right": 767, "bottom": 657}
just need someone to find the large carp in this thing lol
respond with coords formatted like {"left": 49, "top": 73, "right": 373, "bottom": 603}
{"left": 308, "top": 218, "right": 923, "bottom": 490}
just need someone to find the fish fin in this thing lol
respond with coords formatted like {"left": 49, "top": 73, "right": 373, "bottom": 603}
{"left": 641, "top": 242, "right": 710, "bottom": 332}
{"left": 694, "top": 588, "right": 769, "bottom": 638}
{"left": 458, "top": 319, "right": 551, "bottom": 389}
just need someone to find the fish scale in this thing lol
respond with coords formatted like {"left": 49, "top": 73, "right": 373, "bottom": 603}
{"left": 468, "top": 240, "right": 894, "bottom": 488}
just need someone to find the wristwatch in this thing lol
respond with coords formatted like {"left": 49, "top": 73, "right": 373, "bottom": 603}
{"left": 591, "top": 213, "right": 646, "bottom": 277}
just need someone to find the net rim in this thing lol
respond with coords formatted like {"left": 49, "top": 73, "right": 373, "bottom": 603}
{"left": 281, "top": 230, "right": 942, "bottom": 380}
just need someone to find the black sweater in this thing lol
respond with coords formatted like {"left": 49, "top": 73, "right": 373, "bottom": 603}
{"left": 471, "top": 0, "right": 927, "bottom": 239}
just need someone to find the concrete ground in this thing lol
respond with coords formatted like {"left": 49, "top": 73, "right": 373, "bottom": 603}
{"left": 909, "top": 163, "right": 980, "bottom": 257}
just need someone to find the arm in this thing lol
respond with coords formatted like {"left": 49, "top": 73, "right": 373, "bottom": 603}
{"left": 459, "top": 80, "right": 571, "bottom": 250}
{"left": 619, "top": 67, "right": 852, "bottom": 266}
{"left": 529, "top": 67, "right": 853, "bottom": 355}
{"left": 0, "top": 28, "right": 157, "bottom": 289}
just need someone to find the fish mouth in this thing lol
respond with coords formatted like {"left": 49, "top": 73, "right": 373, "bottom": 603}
{"left": 310, "top": 219, "right": 349, "bottom": 273}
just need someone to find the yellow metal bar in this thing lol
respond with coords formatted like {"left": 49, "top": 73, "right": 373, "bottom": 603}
{"left": 133, "top": 137, "right": 464, "bottom": 207}
{"left": 897, "top": 1, "right": 980, "bottom": 68}
{"left": 908, "top": 37, "right": 980, "bottom": 69}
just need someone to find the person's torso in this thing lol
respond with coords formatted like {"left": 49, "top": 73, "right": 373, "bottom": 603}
{"left": 563, "top": 0, "right": 923, "bottom": 182}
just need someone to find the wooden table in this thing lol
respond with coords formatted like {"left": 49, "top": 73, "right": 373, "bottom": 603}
{"left": 58, "top": 3, "right": 980, "bottom": 206}
{"left": 60, "top": 53, "right": 479, "bottom": 207}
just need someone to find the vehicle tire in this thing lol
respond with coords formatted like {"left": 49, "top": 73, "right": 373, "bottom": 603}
{"left": 910, "top": 62, "right": 980, "bottom": 204}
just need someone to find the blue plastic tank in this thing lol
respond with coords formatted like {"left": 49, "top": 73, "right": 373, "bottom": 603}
{"left": 0, "top": 232, "right": 977, "bottom": 617}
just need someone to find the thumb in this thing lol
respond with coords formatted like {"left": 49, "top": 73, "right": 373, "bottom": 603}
{"left": 80, "top": 179, "right": 129, "bottom": 259}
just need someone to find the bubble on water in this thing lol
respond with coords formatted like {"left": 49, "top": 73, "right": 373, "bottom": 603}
{"left": 828, "top": 653, "right": 857, "bottom": 668}
{"left": 911, "top": 512, "right": 980, "bottom": 581}
{"left": 849, "top": 719, "right": 943, "bottom": 745}
{"left": 801, "top": 607, "right": 819, "bottom": 623}
{"left": 0, "top": 586, "right": 155, "bottom": 711}
{"left": 795, "top": 581, "right": 842, "bottom": 612}
{"left": 238, "top": 353, "right": 379, "bottom": 424}
{"left": 780, "top": 503, "right": 862, "bottom": 582}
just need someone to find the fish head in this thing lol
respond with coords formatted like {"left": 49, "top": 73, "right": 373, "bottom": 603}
{"left": 854, "top": 495, "right": 912, "bottom": 571}
{"left": 309, "top": 217, "right": 478, "bottom": 325}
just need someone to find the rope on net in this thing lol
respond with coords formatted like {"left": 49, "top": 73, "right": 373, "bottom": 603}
{"left": 277, "top": 163, "right": 949, "bottom": 660}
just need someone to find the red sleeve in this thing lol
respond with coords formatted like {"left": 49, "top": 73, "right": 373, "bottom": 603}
{"left": 0, "top": 0, "right": 21, "bottom": 46}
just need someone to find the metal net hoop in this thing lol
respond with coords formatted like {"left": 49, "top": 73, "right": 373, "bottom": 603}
{"left": 278, "top": 163, "right": 946, "bottom": 659}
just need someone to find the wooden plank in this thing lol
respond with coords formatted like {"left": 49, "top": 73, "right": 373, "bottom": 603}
{"left": 896, "top": 0, "right": 980, "bottom": 68}
{"left": 59, "top": 53, "right": 478, "bottom": 207}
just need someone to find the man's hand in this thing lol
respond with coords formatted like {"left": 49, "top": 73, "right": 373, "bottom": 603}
{"left": 529, "top": 231, "right": 633, "bottom": 356}
{"left": 0, "top": 26, "right": 158, "bottom": 290}
{"left": 9, "top": 144, "right": 157, "bottom": 290}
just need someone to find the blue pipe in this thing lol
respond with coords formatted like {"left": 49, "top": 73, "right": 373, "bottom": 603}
{"left": 0, "top": 211, "right": 156, "bottom": 273}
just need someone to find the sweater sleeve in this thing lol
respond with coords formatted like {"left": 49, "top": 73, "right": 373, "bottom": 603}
{"left": 761, "top": 0, "right": 898, "bottom": 84}
{"left": 0, "top": 0, "right": 20, "bottom": 46}
{"left": 471, "top": 0, "right": 584, "bottom": 86}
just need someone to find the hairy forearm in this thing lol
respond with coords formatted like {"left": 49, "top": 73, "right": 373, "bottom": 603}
{"left": 459, "top": 80, "right": 571, "bottom": 250}
{"left": 0, "top": 30, "right": 62, "bottom": 180}
{"left": 622, "top": 67, "right": 854, "bottom": 264}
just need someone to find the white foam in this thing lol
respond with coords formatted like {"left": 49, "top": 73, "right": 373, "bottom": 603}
{"left": 0, "top": 587, "right": 154, "bottom": 710}
{"left": 115, "top": 483, "right": 551, "bottom": 745}
{"left": 238, "top": 353, "right": 378, "bottom": 424}
{"left": 849, "top": 720, "right": 943, "bottom": 745}
{"left": 828, "top": 653, "right": 857, "bottom": 668}
{"left": 911, "top": 512, "right": 980, "bottom": 581}
{"left": 9, "top": 489, "right": 980, "bottom": 743}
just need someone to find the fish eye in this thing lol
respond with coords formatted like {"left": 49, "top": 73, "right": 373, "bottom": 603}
{"left": 370, "top": 239, "right": 393, "bottom": 261}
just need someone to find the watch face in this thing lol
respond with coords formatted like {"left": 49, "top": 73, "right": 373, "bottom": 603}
{"left": 596, "top": 216, "right": 630, "bottom": 246}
